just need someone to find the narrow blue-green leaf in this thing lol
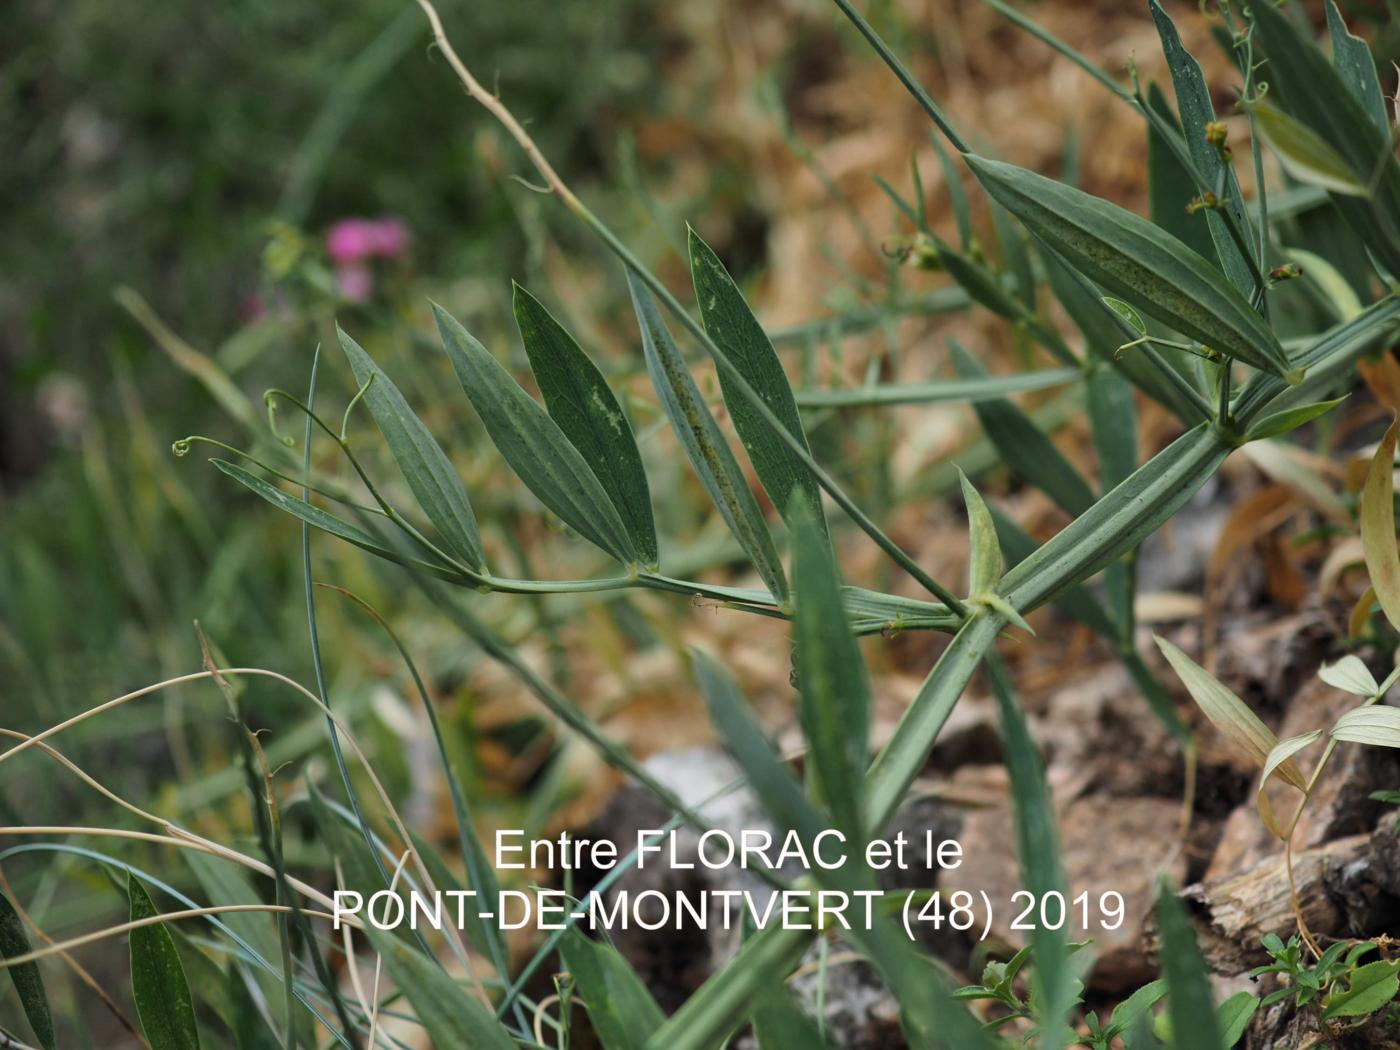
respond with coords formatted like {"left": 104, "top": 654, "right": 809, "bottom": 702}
{"left": 513, "top": 283, "right": 658, "bottom": 567}
{"left": 688, "top": 228, "right": 826, "bottom": 535}
{"left": 628, "top": 271, "right": 788, "bottom": 602}
{"left": 1146, "top": 83, "right": 1218, "bottom": 267}
{"left": 951, "top": 342, "right": 1095, "bottom": 517}
{"left": 129, "top": 873, "right": 202, "bottom": 1050}
{"left": 559, "top": 926, "right": 666, "bottom": 1050}
{"left": 936, "top": 241, "right": 1022, "bottom": 321}
{"left": 987, "top": 659, "right": 1070, "bottom": 1049}
{"left": 338, "top": 326, "right": 485, "bottom": 570}
{"left": 1088, "top": 366, "right": 1138, "bottom": 630}
{"left": 1155, "top": 877, "right": 1224, "bottom": 1050}
{"left": 791, "top": 500, "right": 868, "bottom": 837}
{"left": 360, "top": 925, "right": 516, "bottom": 1050}
{"left": 931, "top": 131, "right": 973, "bottom": 249}
{"left": 1147, "top": 0, "right": 1254, "bottom": 296}
{"left": 1244, "top": 397, "right": 1346, "bottom": 441}
{"left": 1326, "top": 0, "right": 1388, "bottom": 135}
{"left": 964, "top": 154, "right": 1298, "bottom": 382}
{"left": 0, "top": 890, "right": 55, "bottom": 1050}
{"left": 211, "top": 460, "right": 457, "bottom": 579}
{"left": 432, "top": 301, "right": 640, "bottom": 566}
{"left": 794, "top": 367, "right": 1078, "bottom": 408}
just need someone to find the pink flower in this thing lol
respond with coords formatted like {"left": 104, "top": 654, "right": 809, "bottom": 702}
{"left": 325, "top": 216, "right": 411, "bottom": 264}
{"left": 337, "top": 263, "right": 374, "bottom": 303}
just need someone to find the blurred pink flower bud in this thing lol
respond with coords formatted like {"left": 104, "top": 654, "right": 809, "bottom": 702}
{"left": 366, "top": 217, "right": 410, "bottom": 259}
{"left": 337, "top": 263, "right": 374, "bottom": 303}
{"left": 326, "top": 216, "right": 411, "bottom": 264}
{"left": 326, "top": 219, "right": 378, "bottom": 264}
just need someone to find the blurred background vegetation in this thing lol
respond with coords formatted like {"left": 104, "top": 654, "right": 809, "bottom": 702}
{"left": 4, "top": 0, "right": 1399, "bottom": 1043}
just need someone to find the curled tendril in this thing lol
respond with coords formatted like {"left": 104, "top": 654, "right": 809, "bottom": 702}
{"left": 172, "top": 438, "right": 193, "bottom": 457}
{"left": 340, "top": 373, "right": 375, "bottom": 440}
{"left": 264, "top": 390, "right": 296, "bottom": 447}
{"left": 1245, "top": 79, "right": 1269, "bottom": 106}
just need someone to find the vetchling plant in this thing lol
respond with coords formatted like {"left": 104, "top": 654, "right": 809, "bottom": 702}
{"left": 5, "top": 1, "right": 1400, "bottom": 1048}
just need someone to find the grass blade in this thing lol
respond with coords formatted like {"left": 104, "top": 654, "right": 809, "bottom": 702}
{"left": 791, "top": 501, "right": 869, "bottom": 837}
{"left": 559, "top": 925, "right": 667, "bottom": 1050}
{"left": 128, "top": 873, "right": 202, "bottom": 1050}
{"left": 959, "top": 469, "right": 1002, "bottom": 597}
{"left": 952, "top": 342, "right": 1095, "bottom": 516}
{"left": 689, "top": 228, "right": 826, "bottom": 535}
{"left": 1155, "top": 877, "right": 1224, "bottom": 1050}
{"left": 0, "top": 890, "right": 56, "bottom": 1050}
{"left": 965, "top": 154, "right": 1299, "bottom": 382}
{"left": 433, "top": 301, "right": 640, "bottom": 565}
{"left": 360, "top": 926, "right": 516, "bottom": 1050}
{"left": 513, "top": 283, "right": 658, "bottom": 567}
{"left": 338, "top": 325, "right": 485, "bottom": 570}
{"left": 628, "top": 270, "right": 788, "bottom": 603}
{"left": 987, "top": 659, "right": 1071, "bottom": 1049}
{"left": 752, "top": 983, "right": 836, "bottom": 1049}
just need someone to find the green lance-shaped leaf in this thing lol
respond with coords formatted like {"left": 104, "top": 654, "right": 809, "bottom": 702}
{"left": 1243, "top": 398, "right": 1346, "bottom": 442}
{"left": 987, "top": 658, "right": 1072, "bottom": 1049}
{"left": 128, "top": 874, "right": 202, "bottom": 1050}
{"left": 359, "top": 926, "right": 516, "bottom": 1050}
{"left": 628, "top": 271, "right": 788, "bottom": 603}
{"left": 1155, "top": 877, "right": 1225, "bottom": 1050}
{"left": 513, "top": 283, "right": 658, "bottom": 567}
{"left": 0, "top": 890, "right": 55, "bottom": 1050}
{"left": 1326, "top": 0, "right": 1389, "bottom": 136}
{"left": 791, "top": 500, "right": 868, "bottom": 837}
{"left": 432, "top": 302, "right": 640, "bottom": 566}
{"left": 1147, "top": 0, "right": 1254, "bottom": 296}
{"left": 963, "top": 154, "right": 1299, "bottom": 383}
{"left": 339, "top": 326, "right": 485, "bottom": 570}
{"left": 559, "top": 926, "right": 667, "bottom": 1050}
{"left": 1217, "top": 991, "right": 1260, "bottom": 1047}
{"left": 951, "top": 342, "right": 1096, "bottom": 517}
{"left": 688, "top": 228, "right": 826, "bottom": 535}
